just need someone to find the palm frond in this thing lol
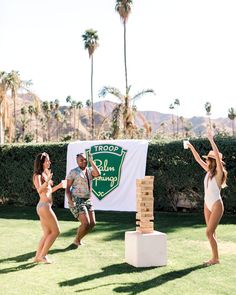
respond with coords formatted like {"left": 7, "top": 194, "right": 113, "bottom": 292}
{"left": 131, "top": 89, "right": 155, "bottom": 103}
{"left": 99, "top": 86, "right": 124, "bottom": 101}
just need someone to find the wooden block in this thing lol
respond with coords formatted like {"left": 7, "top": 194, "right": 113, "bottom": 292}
{"left": 137, "top": 191, "right": 153, "bottom": 196}
{"left": 141, "top": 214, "right": 154, "bottom": 219}
{"left": 138, "top": 222, "right": 153, "bottom": 227}
{"left": 137, "top": 197, "right": 153, "bottom": 202}
{"left": 141, "top": 186, "right": 153, "bottom": 191}
{"left": 137, "top": 192, "right": 153, "bottom": 196}
{"left": 138, "top": 205, "right": 152, "bottom": 209}
{"left": 138, "top": 201, "right": 153, "bottom": 206}
{"left": 136, "top": 207, "right": 154, "bottom": 212}
{"left": 144, "top": 176, "right": 154, "bottom": 180}
{"left": 136, "top": 213, "right": 154, "bottom": 219}
{"left": 143, "top": 182, "right": 154, "bottom": 187}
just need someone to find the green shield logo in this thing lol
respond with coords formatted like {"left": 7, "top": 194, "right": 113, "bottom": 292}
{"left": 86, "top": 144, "right": 127, "bottom": 200}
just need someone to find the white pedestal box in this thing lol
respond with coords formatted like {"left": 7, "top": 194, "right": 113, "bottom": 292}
{"left": 125, "top": 231, "right": 167, "bottom": 267}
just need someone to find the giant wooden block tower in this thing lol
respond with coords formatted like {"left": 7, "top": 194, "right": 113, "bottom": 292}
{"left": 125, "top": 175, "right": 167, "bottom": 267}
{"left": 136, "top": 176, "right": 154, "bottom": 234}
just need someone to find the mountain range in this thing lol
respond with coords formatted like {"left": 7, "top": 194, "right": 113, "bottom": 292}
{"left": 94, "top": 100, "right": 233, "bottom": 137}
{"left": 11, "top": 95, "right": 234, "bottom": 141}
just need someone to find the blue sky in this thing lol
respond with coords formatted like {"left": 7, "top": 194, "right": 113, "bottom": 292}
{"left": 1, "top": 0, "right": 236, "bottom": 118}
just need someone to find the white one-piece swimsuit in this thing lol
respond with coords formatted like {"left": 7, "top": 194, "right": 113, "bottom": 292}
{"left": 204, "top": 172, "right": 222, "bottom": 212}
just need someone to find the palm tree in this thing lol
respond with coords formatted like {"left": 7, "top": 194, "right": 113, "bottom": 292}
{"left": 115, "top": 0, "right": 133, "bottom": 96}
{"left": 86, "top": 99, "right": 92, "bottom": 138}
{"left": 71, "top": 100, "right": 77, "bottom": 139}
{"left": 76, "top": 101, "right": 83, "bottom": 139}
{"left": 66, "top": 96, "right": 78, "bottom": 138}
{"left": 7, "top": 71, "right": 21, "bottom": 132}
{"left": 7, "top": 70, "right": 32, "bottom": 140}
{"left": 160, "top": 122, "right": 167, "bottom": 136}
{"left": 32, "top": 94, "right": 41, "bottom": 142}
{"left": 28, "top": 105, "right": 35, "bottom": 134}
{"left": 54, "top": 99, "right": 60, "bottom": 111}
{"left": 228, "top": 107, "right": 236, "bottom": 136}
{"left": 169, "top": 103, "right": 175, "bottom": 137}
{"left": 82, "top": 29, "right": 99, "bottom": 139}
{"left": 66, "top": 95, "right": 73, "bottom": 127}
{"left": 0, "top": 71, "right": 11, "bottom": 144}
{"left": 99, "top": 86, "right": 155, "bottom": 138}
{"left": 41, "top": 101, "right": 51, "bottom": 141}
{"left": 54, "top": 110, "right": 63, "bottom": 141}
{"left": 49, "top": 100, "right": 55, "bottom": 112}
{"left": 66, "top": 97, "right": 84, "bottom": 139}
{"left": 140, "top": 114, "right": 152, "bottom": 138}
{"left": 62, "top": 108, "right": 70, "bottom": 136}
{"left": 20, "top": 106, "right": 28, "bottom": 141}
{"left": 205, "top": 101, "right": 212, "bottom": 129}
{"left": 53, "top": 99, "right": 60, "bottom": 139}
{"left": 174, "top": 98, "right": 180, "bottom": 138}
{"left": 184, "top": 121, "right": 193, "bottom": 138}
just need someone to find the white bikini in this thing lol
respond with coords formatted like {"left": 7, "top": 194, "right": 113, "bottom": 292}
{"left": 204, "top": 172, "right": 222, "bottom": 212}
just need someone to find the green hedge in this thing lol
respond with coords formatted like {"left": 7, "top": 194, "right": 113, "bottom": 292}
{"left": 0, "top": 143, "right": 67, "bottom": 208}
{"left": 146, "top": 137, "right": 236, "bottom": 213}
{"left": 0, "top": 139, "right": 236, "bottom": 212}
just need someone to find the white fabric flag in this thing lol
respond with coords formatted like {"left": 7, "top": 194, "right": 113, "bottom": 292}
{"left": 65, "top": 139, "right": 148, "bottom": 211}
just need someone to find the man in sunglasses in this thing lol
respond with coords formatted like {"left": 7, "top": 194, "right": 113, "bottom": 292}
{"left": 66, "top": 152, "right": 100, "bottom": 248}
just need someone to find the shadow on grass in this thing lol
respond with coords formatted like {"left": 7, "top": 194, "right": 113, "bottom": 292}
{"left": 0, "top": 244, "right": 79, "bottom": 265}
{"left": 113, "top": 264, "right": 206, "bottom": 294}
{"left": 49, "top": 245, "right": 83, "bottom": 254}
{"left": 1, "top": 206, "right": 235, "bottom": 240}
{"left": 0, "top": 251, "right": 36, "bottom": 263}
{"left": 58, "top": 262, "right": 206, "bottom": 294}
{"left": 0, "top": 262, "right": 37, "bottom": 274}
{"left": 58, "top": 262, "right": 152, "bottom": 288}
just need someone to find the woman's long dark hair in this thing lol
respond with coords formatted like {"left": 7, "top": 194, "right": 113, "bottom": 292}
{"left": 33, "top": 152, "right": 49, "bottom": 186}
{"left": 208, "top": 158, "right": 227, "bottom": 188}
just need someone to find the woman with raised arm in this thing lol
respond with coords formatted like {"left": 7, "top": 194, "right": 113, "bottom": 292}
{"left": 187, "top": 130, "right": 227, "bottom": 266}
{"left": 33, "top": 152, "right": 64, "bottom": 264}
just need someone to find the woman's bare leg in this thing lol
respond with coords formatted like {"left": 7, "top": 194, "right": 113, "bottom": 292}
{"left": 35, "top": 206, "right": 60, "bottom": 263}
{"left": 205, "top": 200, "right": 224, "bottom": 265}
{"left": 34, "top": 221, "right": 50, "bottom": 261}
{"left": 204, "top": 203, "right": 211, "bottom": 226}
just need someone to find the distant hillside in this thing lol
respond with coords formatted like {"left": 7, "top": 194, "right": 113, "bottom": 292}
{"left": 8, "top": 95, "right": 234, "bottom": 141}
{"left": 94, "top": 101, "right": 233, "bottom": 137}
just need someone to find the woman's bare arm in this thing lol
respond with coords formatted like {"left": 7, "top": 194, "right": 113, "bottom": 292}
{"left": 51, "top": 182, "right": 63, "bottom": 193}
{"left": 187, "top": 142, "right": 208, "bottom": 172}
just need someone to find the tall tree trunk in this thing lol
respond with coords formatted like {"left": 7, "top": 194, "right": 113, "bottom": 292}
{"left": 36, "top": 115, "right": 38, "bottom": 142}
{"left": 13, "top": 90, "right": 17, "bottom": 141}
{"left": 232, "top": 119, "right": 235, "bottom": 137}
{"left": 176, "top": 110, "right": 179, "bottom": 138}
{"left": 77, "top": 110, "right": 80, "bottom": 139}
{"left": 91, "top": 55, "right": 94, "bottom": 139}
{"left": 47, "top": 119, "right": 50, "bottom": 141}
{"left": 0, "top": 103, "right": 4, "bottom": 144}
{"left": 124, "top": 22, "right": 128, "bottom": 96}
{"left": 57, "top": 121, "right": 59, "bottom": 141}
{"left": 74, "top": 108, "right": 76, "bottom": 139}
{"left": 172, "top": 115, "right": 175, "bottom": 138}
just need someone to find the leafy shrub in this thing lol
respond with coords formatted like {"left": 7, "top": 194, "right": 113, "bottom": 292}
{"left": 0, "top": 138, "right": 236, "bottom": 212}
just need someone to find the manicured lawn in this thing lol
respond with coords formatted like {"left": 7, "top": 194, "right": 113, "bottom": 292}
{"left": 0, "top": 206, "right": 235, "bottom": 295}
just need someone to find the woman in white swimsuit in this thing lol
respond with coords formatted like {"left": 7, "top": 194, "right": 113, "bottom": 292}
{"left": 187, "top": 130, "right": 227, "bottom": 266}
{"left": 33, "top": 152, "right": 64, "bottom": 264}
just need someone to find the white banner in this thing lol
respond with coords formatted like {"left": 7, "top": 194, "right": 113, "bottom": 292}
{"left": 65, "top": 139, "right": 148, "bottom": 212}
